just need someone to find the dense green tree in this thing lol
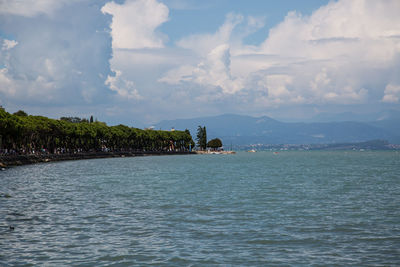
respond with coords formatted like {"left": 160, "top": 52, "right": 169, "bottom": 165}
{"left": 0, "top": 108, "right": 194, "bottom": 154}
{"left": 203, "top": 126, "right": 207, "bottom": 149}
{"left": 13, "top": 110, "right": 28, "bottom": 117}
{"left": 207, "top": 138, "right": 222, "bottom": 150}
{"left": 196, "top": 126, "right": 202, "bottom": 149}
{"left": 196, "top": 125, "right": 207, "bottom": 150}
{"left": 60, "top": 117, "right": 85, "bottom": 123}
{"left": 185, "top": 129, "right": 195, "bottom": 150}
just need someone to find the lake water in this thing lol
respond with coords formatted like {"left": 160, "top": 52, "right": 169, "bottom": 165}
{"left": 1, "top": 151, "right": 399, "bottom": 266}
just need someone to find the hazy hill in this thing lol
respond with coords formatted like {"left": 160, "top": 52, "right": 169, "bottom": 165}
{"left": 153, "top": 113, "right": 400, "bottom": 145}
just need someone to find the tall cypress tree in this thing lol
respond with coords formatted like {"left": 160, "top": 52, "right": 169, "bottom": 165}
{"left": 202, "top": 126, "right": 207, "bottom": 150}
{"left": 196, "top": 125, "right": 207, "bottom": 150}
{"left": 196, "top": 125, "right": 203, "bottom": 150}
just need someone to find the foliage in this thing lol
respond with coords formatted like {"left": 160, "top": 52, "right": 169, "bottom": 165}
{"left": 13, "top": 110, "right": 28, "bottom": 117}
{"left": 0, "top": 108, "right": 194, "bottom": 154}
{"left": 196, "top": 125, "right": 207, "bottom": 150}
{"left": 207, "top": 138, "right": 222, "bottom": 149}
{"left": 60, "top": 117, "right": 89, "bottom": 123}
{"left": 185, "top": 129, "right": 195, "bottom": 149}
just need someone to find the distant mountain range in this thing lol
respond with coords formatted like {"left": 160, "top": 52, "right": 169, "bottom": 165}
{"left": 153, "top": 112, "right": 400, "bottom": 146}
{"left": 310, "top": 110, "right": 400, "bottom": 123}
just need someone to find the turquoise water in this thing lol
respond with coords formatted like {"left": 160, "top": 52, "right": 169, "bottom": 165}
{"left": 1, "top": 151, "right": 399, "bottom": 266}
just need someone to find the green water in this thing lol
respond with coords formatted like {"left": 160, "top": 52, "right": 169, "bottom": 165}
{"left": 1, "top": 151, "right": 399, "bottom": 266}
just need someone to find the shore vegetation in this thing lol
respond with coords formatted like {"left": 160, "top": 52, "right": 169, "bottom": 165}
{"left": 0, "top": 108, "right": 194, "bottom": 155}
{"left": 196, "top": 125, "right": 207, "bottom": 150}
{"left": 207, "top": 138, "right": 223, "bottom": 150}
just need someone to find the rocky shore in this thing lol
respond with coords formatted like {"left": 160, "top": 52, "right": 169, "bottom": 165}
{"left": 0, "top": 151, "right": 196, "bottom": 168}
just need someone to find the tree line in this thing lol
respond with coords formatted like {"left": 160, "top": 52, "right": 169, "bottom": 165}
{"left": 0, "top": 108, "right": 195, "bottom": 155}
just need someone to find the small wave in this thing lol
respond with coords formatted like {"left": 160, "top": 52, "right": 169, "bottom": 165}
{"left": 7, "top": 212, "right": 24, "bottom": 216}
{"left": 168, "top": 256, "right": 191, "bottom": 264}
{"left": 247, "top": 237, "right": 319, "bottom": 245}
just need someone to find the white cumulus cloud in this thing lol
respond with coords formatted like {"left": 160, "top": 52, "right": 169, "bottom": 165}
{"left": 2, "top": 39, "right": 18, "bottom": 50}
{"left": 0, "top": 1, "right": 113, "bottom": 107}
{"left": 177, "top": 13, "right": 243, "bottom": 55}
{"left": 105, "top": 69, "right": 142, "bottom": 100}
{"left": 102, "top": 0, "right": 169, "bottom": 49}
{"left": 0, "top": 0, "right": 77, "bottom": 17}
{"left": 160, "top": 44, "right": 244, "bottom": 94}
{"left": 382, "top": 84, "right": 400, "bottom": 103}
{"left": 160, "top": 0, "right": 400, "bottom": 110}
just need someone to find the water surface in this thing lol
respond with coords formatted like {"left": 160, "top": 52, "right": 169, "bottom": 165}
{"left": 1, "top": 151, "right": 399, "bottom": 266}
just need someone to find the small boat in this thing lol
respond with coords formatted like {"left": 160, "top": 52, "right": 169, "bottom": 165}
{"left": 247, "top": 149, "right": 256, "bottom": 152}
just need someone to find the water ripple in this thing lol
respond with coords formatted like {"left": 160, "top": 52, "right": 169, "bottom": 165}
{"left": 0, "top": 152, "right": 399, "bottom": 266}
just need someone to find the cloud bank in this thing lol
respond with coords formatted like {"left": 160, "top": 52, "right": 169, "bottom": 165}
{"left": 101, "top": 0, "right": 169, "bottom": 49}
{"left": 0, "top": 0, "right": 113, "bottom": 111}
{"left": 0, "top": 0, "right": 399, "bottom": 124}
{"left": 160, "top": 0, "right": 400, "bottom": 109}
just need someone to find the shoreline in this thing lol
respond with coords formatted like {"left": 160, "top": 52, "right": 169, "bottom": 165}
{"left": 0, "top": 151, "right": 196, "bottom": 168}
{"left": 194, "top": 151, "right": 236, "bottom": 155}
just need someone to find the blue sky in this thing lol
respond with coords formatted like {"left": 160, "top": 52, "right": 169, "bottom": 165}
{"left": 160, "top": 0, "right": 330, "bottom": 44}
{"left": 0, "top": 0, "right": 399, "bottom": 126}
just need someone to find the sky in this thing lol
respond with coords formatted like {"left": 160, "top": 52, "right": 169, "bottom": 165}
{"left": 0, "top": 0, "right": 399, "bottom": 126}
